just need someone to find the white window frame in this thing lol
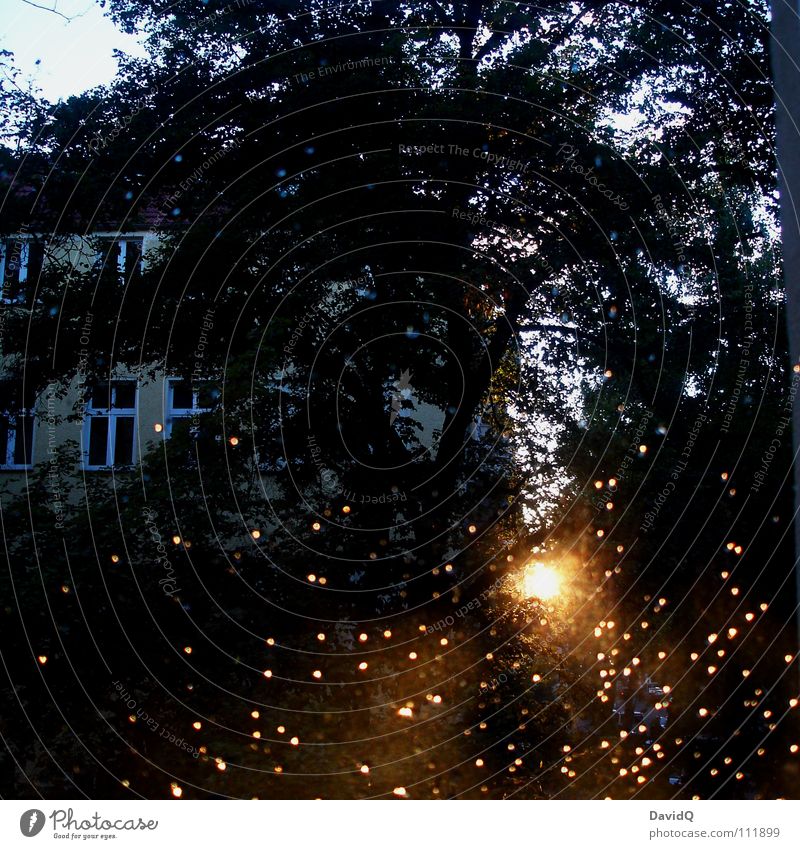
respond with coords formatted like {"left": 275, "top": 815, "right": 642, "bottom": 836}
{"left": 83, "top": 380, "right": 138, "bottom": 470}
{"left": 164, "top": 378, "right": 208, "bottom": 437}
{"left": 0, "top": 408, "right": 35, "bottom": 470}
{"left": 94, "top": 236, "right": 145, "bottom": 285}
{"left": 1, "top": 238, "right": 33, "bottom": 304}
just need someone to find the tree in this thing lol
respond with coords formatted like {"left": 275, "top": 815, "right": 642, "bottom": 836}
{"left": 1, "top": 0, "right": 795, "bottom": 799}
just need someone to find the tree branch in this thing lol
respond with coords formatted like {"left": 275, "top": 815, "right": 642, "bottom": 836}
{"left": 19, "top": 0, "right": 81, "bottom": 22}
{"left": 475, "top": 5, "right": 586, "bottom": 63}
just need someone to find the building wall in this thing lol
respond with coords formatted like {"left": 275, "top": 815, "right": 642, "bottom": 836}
{"left": 0, "top": 370, "right": 182, "bottom": 494}
{"left": 1, "top": 231, "right": 478, "bottom": 499}
{"left": 0, "top": 232, "right": 166, "bottom": 491}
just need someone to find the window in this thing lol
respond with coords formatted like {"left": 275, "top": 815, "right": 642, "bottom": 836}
{"left": 0, "top": 238, "right": 44, "bottom": 304}
{"left": 94, "top": 237, "right": 144, "bottom": 285}
{"left": 0, "top": 411, "right": 34, "bottom": 469}
{"left": 0, "top": 382, "right": 35, "bottom": 469}
{"left": 84, "top": 381, "right": 137, "bottom": 469}
{"left": 164, "top": 379, "right": 210, "bottom": 437}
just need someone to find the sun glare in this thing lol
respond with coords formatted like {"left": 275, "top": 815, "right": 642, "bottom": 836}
{"left": 522, "top": 562, "right": 561, "bottom": 600}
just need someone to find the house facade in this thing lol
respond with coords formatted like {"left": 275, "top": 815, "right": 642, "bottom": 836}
{"left": 0, "top": 231, "right": 206, "bottom": 490}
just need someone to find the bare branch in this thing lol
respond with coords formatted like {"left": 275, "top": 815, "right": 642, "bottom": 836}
{"left": 19, "top": 0, "right": 81, "bottom": 23}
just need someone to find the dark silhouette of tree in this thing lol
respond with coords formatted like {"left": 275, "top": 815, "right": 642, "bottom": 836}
{"left": 1, "top": 0, "right": 795, "bottom": 799}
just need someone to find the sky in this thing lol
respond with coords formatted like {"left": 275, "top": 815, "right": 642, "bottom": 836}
{"left": 0, "top": 0, "right": 146, "bottom": 102}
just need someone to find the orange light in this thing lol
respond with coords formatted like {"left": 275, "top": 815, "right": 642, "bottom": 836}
{"left": 229, "top": 436, "right": 239, "bottom": 446}
{"left": 522, "top": 562, "right": 561, "bottom": 600}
